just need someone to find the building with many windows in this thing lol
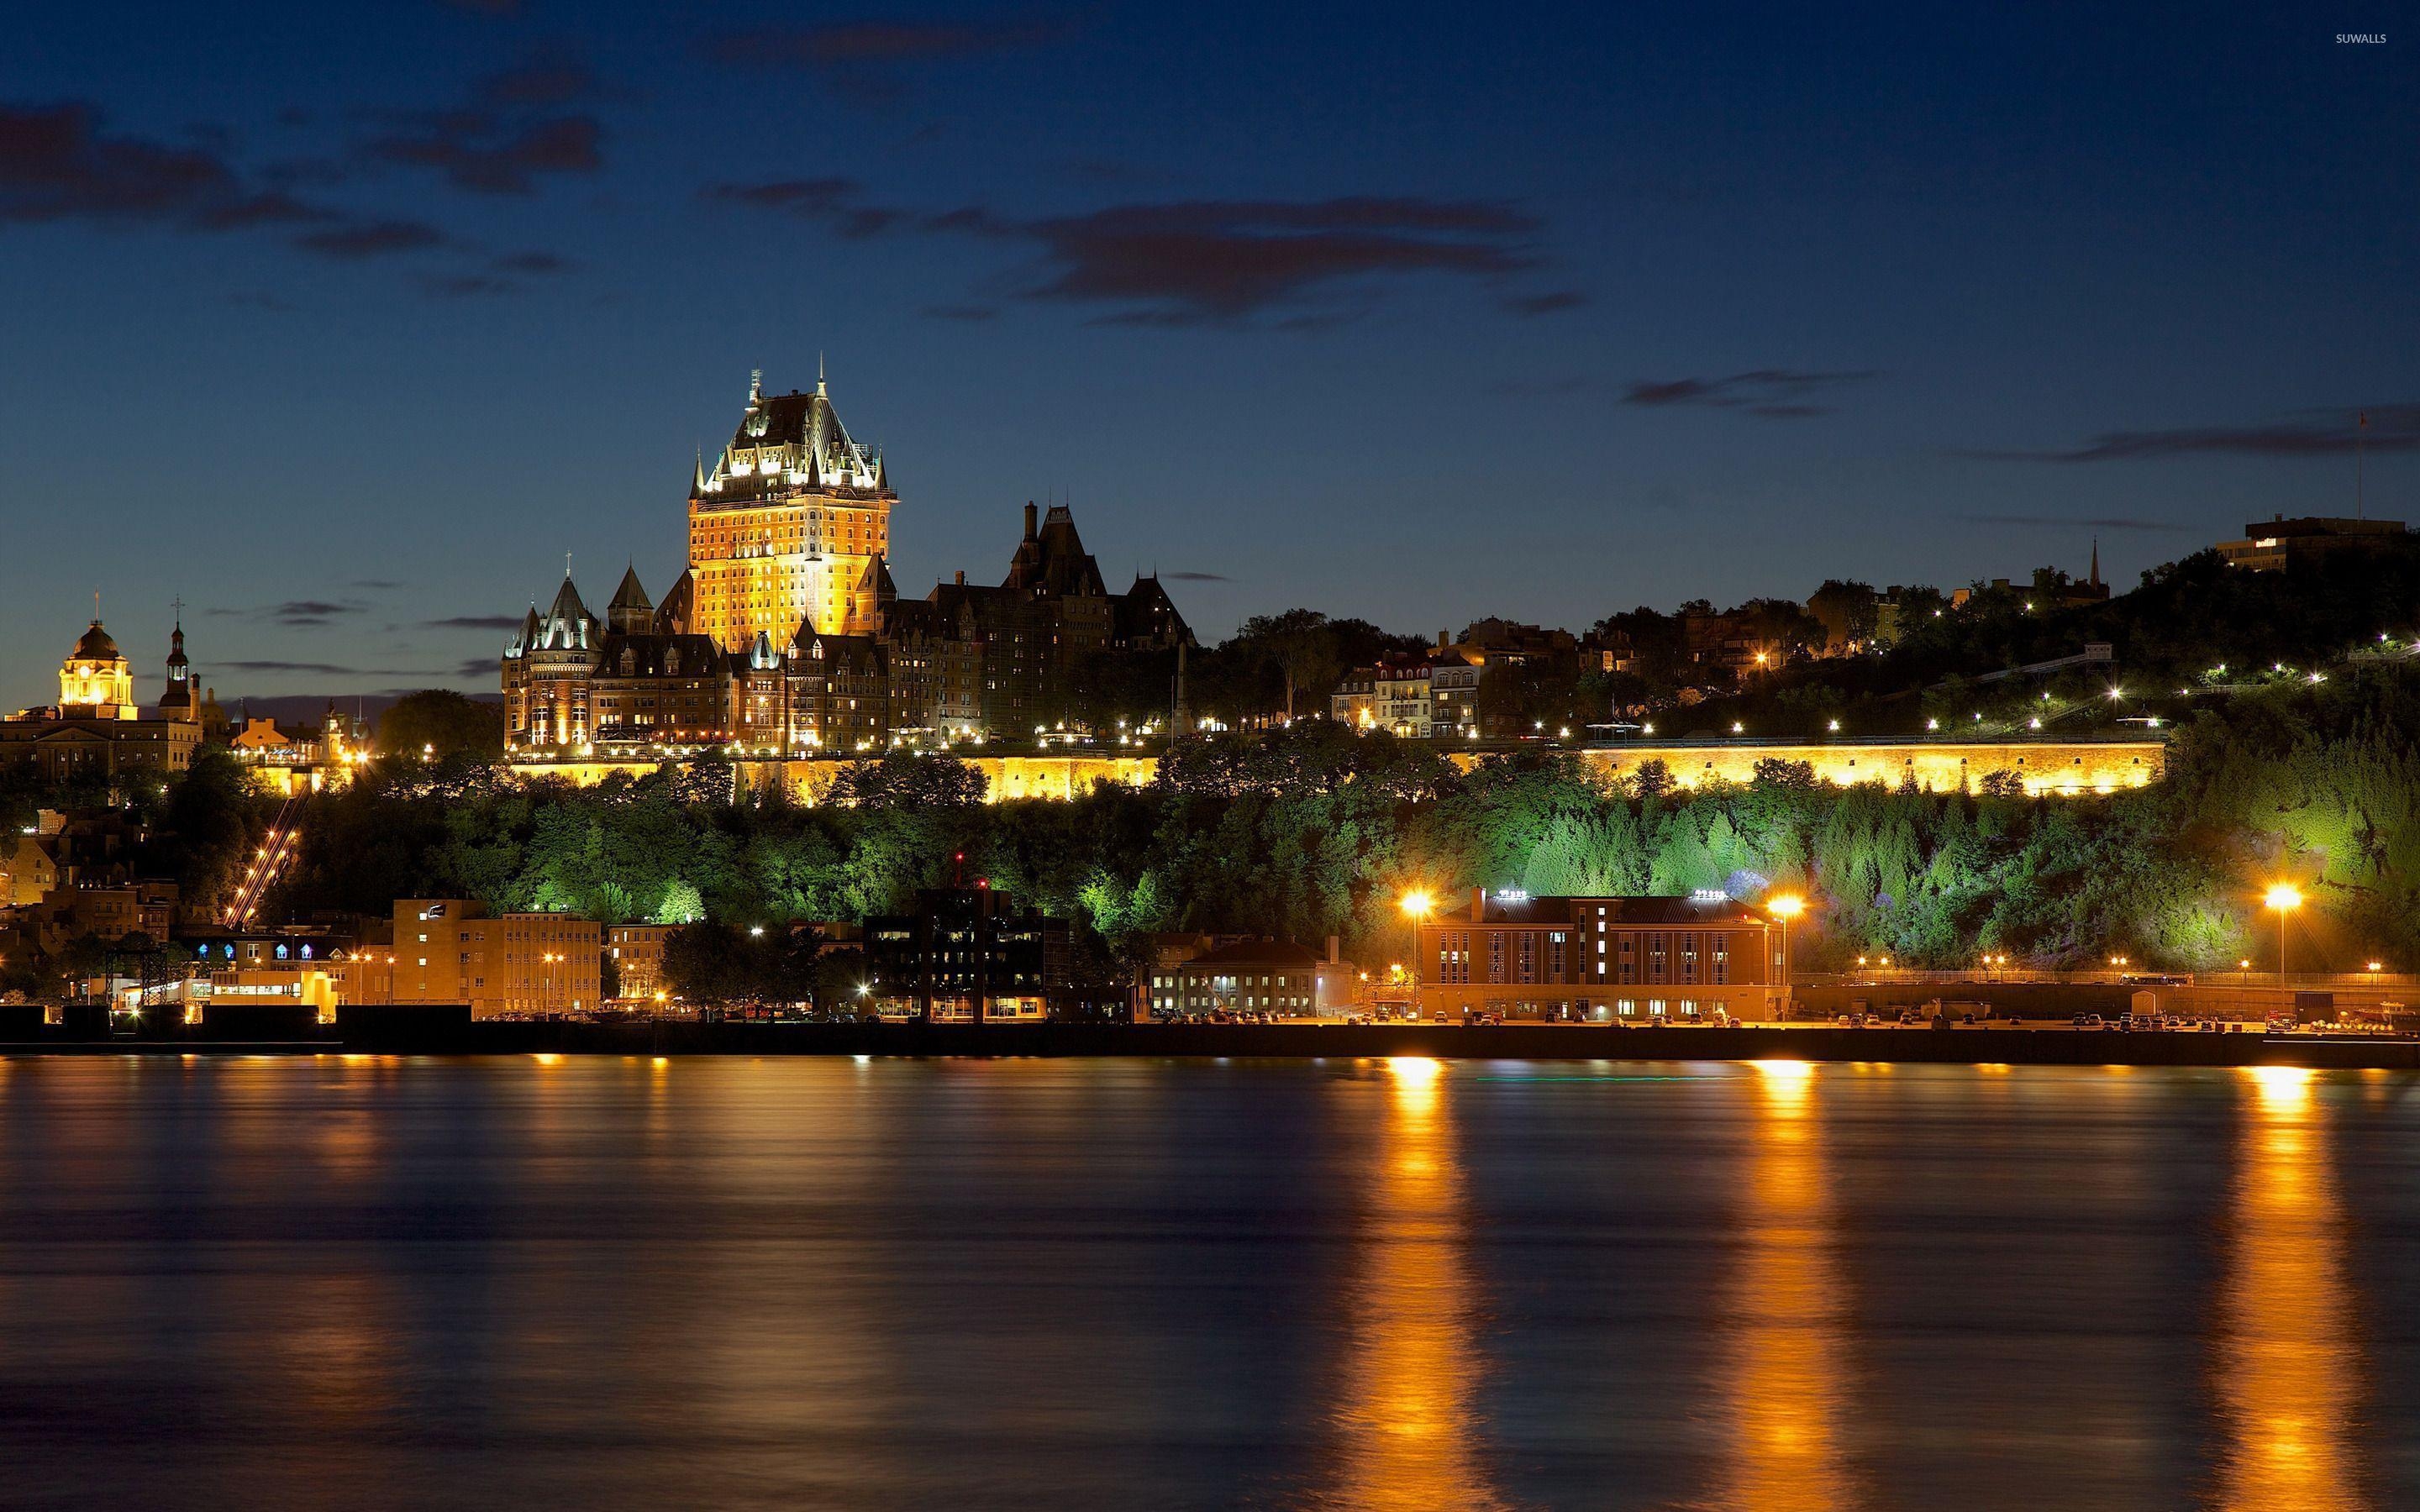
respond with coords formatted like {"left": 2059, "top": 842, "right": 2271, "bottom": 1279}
{"left": 392, "top": 900, "right": 601, "bottom": 1019}
{"left": 866, "top": 885, "right": 1071, "bottom": 1022}
{"left": 1419, "top": 889, "right": 1779, "bottom": 1022}
{"left": 2, "top": 617, "right": 203, "bottom": 784}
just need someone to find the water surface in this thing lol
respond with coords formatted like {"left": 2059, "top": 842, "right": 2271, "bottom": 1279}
{"left": 1, "top": 1054, "right": 2411, "bottom": 1509}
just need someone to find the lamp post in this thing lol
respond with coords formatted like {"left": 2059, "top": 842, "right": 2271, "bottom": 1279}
{"left": 1767, "top": 894, "right": 1805, "bottom": 1018}
{"left": 2265, "top": 884, "right": 2302, "bottom": 986}
{"left": 1400, "top": 890, "right": 1434, "bottom": 1019}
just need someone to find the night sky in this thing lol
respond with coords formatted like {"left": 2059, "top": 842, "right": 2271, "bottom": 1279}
{"left": 2, "top": 3, "right": 2410, "bottom": 712}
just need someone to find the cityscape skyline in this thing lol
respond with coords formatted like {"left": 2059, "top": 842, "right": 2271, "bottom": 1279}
{"left": 3, "top": 3, "right": 2411, "bottom": 715}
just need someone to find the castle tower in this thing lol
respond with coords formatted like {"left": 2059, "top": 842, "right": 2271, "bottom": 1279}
{"left": 686, "top": 365, "right": 895, "bottom": 651}
{"left": 60, "top": 620, "right": 135, "bottom": 719}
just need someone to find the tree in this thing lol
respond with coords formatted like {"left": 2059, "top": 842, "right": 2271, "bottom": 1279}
{"left": 1237, "top": 609, "right": 1344, "bottom": 721}
{"left": 1806, "top": 580, "right": 1881, "bottom": 653}
{"left": 376, "top": 690, "right": 506, "bottom": 759}
{"left": 823, "top": 754, "right": 987, "bottom": 808}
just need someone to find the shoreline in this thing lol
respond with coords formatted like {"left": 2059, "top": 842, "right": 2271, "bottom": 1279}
{"left": 7, "top": 1021, "right": 2419, "bottom": 1068}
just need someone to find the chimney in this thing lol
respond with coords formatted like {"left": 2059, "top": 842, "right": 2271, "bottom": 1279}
{"left": 1023, "top": 501, "right": 1038, "bottom": 540}
{"left": 1438, "top": 628, "right": 1449, "bottom": 648}
{"left": 954, "top": 570, "right": 965, "bottom": 585}
{"left": 1473, "top": 886, "right": 1487, "bottom": 920}
{"left": 1326, "top": 934, "right": 1340, "bottom": 964}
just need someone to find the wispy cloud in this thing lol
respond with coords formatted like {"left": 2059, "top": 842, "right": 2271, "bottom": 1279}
{"left": 424, "top": 614, "right": 526, "bottom": 631}
{"left": 0, "top": 100, "right": 450, "bottom": 264}
{"left": 1961, "top": 405, "right": 2420, "bottom": 462}
{"left": 1163, "top": 570, "right": 1233, "bottom": 582}
{"left": 1502, "top": 290, "right": 1586, "bottom": 317}
{"left": 208, "top": 600, "right": 368, "bottom": 627}
{"left": 1960, "top": 514, "right": 2186, "bottom": 532}
{"left": 702, "top": 180, "right": 1544, "bottom": 323}
{"left": 1619, "top": 369, "right": 1877, "bottom": 417}
{"left": 702, "top": 18, "right": 1069, "bottom": 68}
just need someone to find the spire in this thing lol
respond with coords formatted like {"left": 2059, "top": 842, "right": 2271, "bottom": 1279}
{"left": 692, "top": 446, "right": 708, "bottom": 496}
{"left": 749, "top": 367, "right": 762, "bottom": 404}
{"left": 807, "top": 449, "right": 822, "bottom": 488}
{"left": 874, "top": 449, "right": 887, "bottom": 490}
{"left": 2090, "top": 537, "right": 2100, "bottom": 586}
{"left": 817, "top": 351, "right": 827, "bottom": 397}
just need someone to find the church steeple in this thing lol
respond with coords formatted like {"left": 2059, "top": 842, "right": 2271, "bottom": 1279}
{"left": 159, "top": 605, "right": 197, "bottom": 722}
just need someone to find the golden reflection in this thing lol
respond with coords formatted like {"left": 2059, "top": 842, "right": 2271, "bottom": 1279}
{"left": 1323, "top": 1058, "right": 1503, "bottom": 1510}
{"left": 2214, "top": 1066, "right": 2365, "bottom": 1510}
{"left": 1712, "top": 1060, "right": 1857, "bottom": 1511}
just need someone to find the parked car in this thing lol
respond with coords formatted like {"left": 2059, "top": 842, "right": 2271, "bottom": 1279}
{"left": 2072, "top": 1013, "right": 2107, "bottom": 1029}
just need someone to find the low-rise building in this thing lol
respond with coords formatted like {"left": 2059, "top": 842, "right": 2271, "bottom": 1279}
{"left": 866, "top": 885, "right": 1070, "bottom": 1022}
{"left": 1147, "top": 935, "right": 1360, "bottom": 1017}
{"left": 392, "top": 900, "right": 601, "bottom": 1018}
{"left": 606, "top": 923, "right": 675, "bottom": 1003}
{"left": 2214, "top": 515, "right": 2410, "bottom": 573}
{"left": 1418, "top": 888, "right": 1779, "bottom": 1022}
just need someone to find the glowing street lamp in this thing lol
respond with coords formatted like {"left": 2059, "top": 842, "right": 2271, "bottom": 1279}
{"left": 2265, "top": 884, "right": 2302, "bottom": 984}
{"left": 1401, "top": 890, "right": 1434, "bottom": 1012}
{"left": 1766, "top": 894, "right": 1805, "bottom": 1011}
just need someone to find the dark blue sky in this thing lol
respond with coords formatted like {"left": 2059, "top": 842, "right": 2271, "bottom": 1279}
{"left": 3, "top": 2, "right": 2411, "bottom": 711}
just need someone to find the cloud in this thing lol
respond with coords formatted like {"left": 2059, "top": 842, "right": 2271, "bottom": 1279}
{"left": 1502, "top": 290, "right": 1586, "bottom": 316}
{"left": 424, "top": 614, "right": 526, "bottom": 631}
{"left": 1163, "top": 570, "right": 1233, "bottom": 582}
{"left": 0, "top": 100, "right": 450, "bottom": 265}
{"left": 416, "top": 272, "right": 518, "bottom": 297}
{"left": 702, "top": 181, "right": 1544, "bottom": 323}
{"left": 215, "top": 659, "right": 368, "bottom": 676}
{"left": 351, "top": 51, "right": 606, "bottom": 196}
{"left": 1961, "top": 514, "right": 2186, "bottom": 532}
{"left": 364, "top": 113, "right": 602, "bottom": 195}
{"left": 702, "top": 19, "right": 1065, "bottom": 67}
{"left": 1621, "top": 370, "right": 1877, "bottom": 415}
{"left": 0, "top": 101, "right": 241, "bottom": 227}
{"left": 208, "top": 600, "right": 369, "bottom": 627}
{"left": 1961, "top": 405, "right": 2420, "bottom": 462}
{"left": 350, "top": 578, "right": 405, "bottom": 590}
{"left": 492, "top": 249, "right": 572, "bottom": 274}
{"left": 454, "top": 656, "right": 502, "bottom": 679}
{"left": 292, "top": 217, "right": 446, "bottom": 259}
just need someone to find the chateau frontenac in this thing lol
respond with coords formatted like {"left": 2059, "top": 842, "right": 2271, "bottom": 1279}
{"left": 502, "top": 366, "right": 1192, "bottom": 754}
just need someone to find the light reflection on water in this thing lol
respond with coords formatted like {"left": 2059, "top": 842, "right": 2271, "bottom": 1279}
{"left": 2214, "top": 1066, "right": 2366, "bottom": 1511}
{"left": 0, "top": 1053, "right": 2404, "bottom": 1509}
{"left": 1714, "top": 1059, "right": 1860, "bottom": 1512}
{"left": 1319, "top": 1057, "right": 1505, "bottom": 1510}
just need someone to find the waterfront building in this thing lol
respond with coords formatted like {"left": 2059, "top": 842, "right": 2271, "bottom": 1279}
{"left": 606, "top": 923, "right": 675, "bottom": 1003}
{"left": 1418, "top": 888, "right": 1778, "bottom": 1022}
{"left": 1146, "top": 935, "right": 1360, "bottom": 1017}
{"left": 392, "top": 899, "right": 601, "bottom": 1018}
{"left": 1, "top": 617, "right": 203, "bottom": 783}
{"left": 866, "top": 885, "right": 1070, "bottom": 1022}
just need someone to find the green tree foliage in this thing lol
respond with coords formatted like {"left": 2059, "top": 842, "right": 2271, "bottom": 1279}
{"left": 376, "top": 690, "right": 506, "bottom": 759}
{"left": 203, "top": 662, "right": 2420, "bottom": 987}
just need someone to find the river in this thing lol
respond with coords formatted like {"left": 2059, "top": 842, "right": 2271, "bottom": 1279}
{"left": 0, "top": 1055, "right": 2410, "bottom": 1509}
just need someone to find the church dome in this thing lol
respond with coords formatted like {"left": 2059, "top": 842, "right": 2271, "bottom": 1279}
{"left": 72, "top": 621, "right": 122, "bottom": 661}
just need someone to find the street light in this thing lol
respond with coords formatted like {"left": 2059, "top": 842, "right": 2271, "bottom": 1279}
{"left": 2265, "top": 884, "right": 2302, "bottom": 984}
{"left": 1400, "top": 890, "right": 1434, "bottom": 1015}
{"left": 1767, "top": 894, "right": 1804, "bottom": 1014}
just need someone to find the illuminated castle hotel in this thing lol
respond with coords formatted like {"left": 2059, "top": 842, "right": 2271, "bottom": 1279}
{"left": 502, "top": 365, "right": 1191, "bottom": 754}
